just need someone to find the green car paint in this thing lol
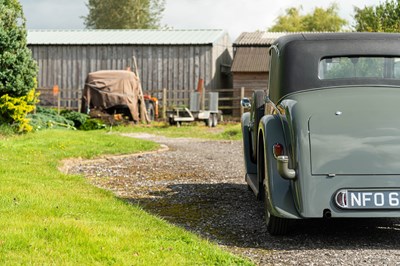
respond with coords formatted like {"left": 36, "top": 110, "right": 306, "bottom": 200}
{"left": 241, "top": 33, "right": 400, "bottom": 235}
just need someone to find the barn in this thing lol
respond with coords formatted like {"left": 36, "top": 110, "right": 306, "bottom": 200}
{"left": 231, "top": 32, "right": 286, "bottom": 116}
{"left": 27, "top": 29, "right": 232, "bottom": 110}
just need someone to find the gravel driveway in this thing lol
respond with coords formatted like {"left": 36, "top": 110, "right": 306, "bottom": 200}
{"left": 63, "top": 133, "right": 400, "bottom": 265}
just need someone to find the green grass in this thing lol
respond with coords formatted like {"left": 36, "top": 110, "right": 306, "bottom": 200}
{"left": 114, "top": 121, "right": 243, "bottom": 141}
{"left": 0, "top": 129, "right": 251, "bottom": 265}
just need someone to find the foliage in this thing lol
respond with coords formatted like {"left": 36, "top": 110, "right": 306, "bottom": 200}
{"left": 353, "top": 0, "right": 400, "bottom": 32}
{"left": 269, "top": 7, "right": 304, "bottom": 32}
{"left": 0, "top": 123, "right": 15, "bottom": 137}
{"left": 0, "top": 0, "right": 37, "bottom": 97}
{"left": 0, "top": 0, "right": 38, "bottom": 133}
{"left": 83, "top": 0, "right": 165, "bottom": 29}
{"left": 28, "top": 113, "right": 75, "bottom": 131}
{"left": 28, "top": 106, "right": 75, "bottom": 130}
{"left": 0, "top": 89, "right": 39, "bottom": 132}
{"left": 269, "top": 3, "right": 348, "bottom": 32}
{"left": 80, "top": 118, "right": 107, "bottom": 130}
{"left": 60, "top": 109, "right": 89, "bottom": 128}
{"left": 0, "top": 130, "right": 250, "bottom": 265}
{"left": 29, "top": 107, "right": 108, "bottom": 131}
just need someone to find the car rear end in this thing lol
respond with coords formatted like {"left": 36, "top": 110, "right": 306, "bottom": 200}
{"left": 282, "top": 86, "right": 400, "bottom": 218}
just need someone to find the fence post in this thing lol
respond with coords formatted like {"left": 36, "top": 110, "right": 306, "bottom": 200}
{"left": 197, "top": 79, "right": 205, "bottom": 111}
{"left": 240, "top": 87, "right": 245, "bottom": 117}
{"left": 78, "top": 91, "right": 81, "bottom": 112}
{"left": 162, "top": 88, "right": 167, "bottom": 119}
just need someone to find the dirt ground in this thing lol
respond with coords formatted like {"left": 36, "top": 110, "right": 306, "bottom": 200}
{"left": 61, "top": 133, "right": 400, "bottom": 265}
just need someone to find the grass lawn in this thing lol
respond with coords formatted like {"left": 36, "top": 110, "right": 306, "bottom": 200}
{"left": 0, "top": 129, "right": 251, "bottom": 265}
{"left": 114, "top": 121, "right": 242, "bottom": 141}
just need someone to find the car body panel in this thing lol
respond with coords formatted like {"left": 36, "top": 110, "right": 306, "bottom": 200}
{"left": 259, "top": 114, "right": 301, "bottom": 219}
{"left": 307, "top": 87, "right": 400, "bottom": 175}
{"left": 241, "top": 112, "right": 257, "bottom": 176}
{"left": 241, "top": 33, "right": 400, "bottom": 223}
{"left": 279, "top": 87, "right": 400, "bottom": 217}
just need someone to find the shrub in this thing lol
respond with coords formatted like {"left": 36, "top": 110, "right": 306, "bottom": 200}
{"left": 28, "top": 107, "right": 106, "bottom": 131}
{"left": 80, "top": 119, "right": 107, "bottom": 131}
{"left": 28, "top": 106, "right": 75, "bottom": 131}
{"left": 0, "top": 89, "right": 39, "bottom": 132}
{"left": 60, "top": 110, "right": 89, "bottom": 128}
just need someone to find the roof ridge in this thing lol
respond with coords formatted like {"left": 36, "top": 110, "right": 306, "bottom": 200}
{"left": 28, "top": 29, "right": 225, "bottom": 32}
{"left": 27, "top": 29, "right": 230, "bottom": 45}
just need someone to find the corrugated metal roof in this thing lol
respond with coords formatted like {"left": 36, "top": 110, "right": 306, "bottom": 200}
{"left": 234, "top": 31, "right": 338, "bottom": 46}
{"left": 27, "top": 29, "right": 227, "bottom": 45}
{"left": 234, "top": 32, "right": 288, "bottom": 46}
{"left": 231, "top": 47, "right": 269, "bottom": 72}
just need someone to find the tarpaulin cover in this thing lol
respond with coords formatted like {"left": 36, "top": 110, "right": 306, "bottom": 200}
{"left": 81, "top": 70, "right": 140, "bottom": 121}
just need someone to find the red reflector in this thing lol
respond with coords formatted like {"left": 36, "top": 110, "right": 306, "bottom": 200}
{"left": 273, "top": 143, "right": 284, "bottom": 158}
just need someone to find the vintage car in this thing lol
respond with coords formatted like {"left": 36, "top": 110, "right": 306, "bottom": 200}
{"left": 241, "top": 33, "right": 400, "bottom": 235}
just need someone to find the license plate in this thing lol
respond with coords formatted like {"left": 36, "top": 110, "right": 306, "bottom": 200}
{"left": 335, "top": 189, "right": 400, "bottom": 209}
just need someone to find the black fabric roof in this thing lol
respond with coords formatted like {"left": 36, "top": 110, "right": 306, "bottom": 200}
{"left": 269, "top": 32, "right": 400, "bottom": 102}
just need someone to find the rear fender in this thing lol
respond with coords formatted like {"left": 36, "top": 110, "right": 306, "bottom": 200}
{"left": 241, "top": 112, "right": 257, "bottom": 175}
{"left": 259, "top": 115, "right": 300, "bottom": 219}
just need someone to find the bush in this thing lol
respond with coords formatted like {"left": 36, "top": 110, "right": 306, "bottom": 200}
{"left": 29, "top": 107, "right": 106, "bottom": 131}
{"left": 28, "top": 106, "right": 75, "bottom": 131}
{"left": 60, "top": 110, "right": 89, "bottom": 128}
{"left": 0, "top": 89, "right": 39, "bottom": 132}
{"left": 80, "top": 119, "right": 107, "bottom": 131}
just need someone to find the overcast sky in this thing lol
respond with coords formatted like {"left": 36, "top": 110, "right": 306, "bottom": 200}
{"left": 20, "top": 0, "right": 380, "bottom": 40}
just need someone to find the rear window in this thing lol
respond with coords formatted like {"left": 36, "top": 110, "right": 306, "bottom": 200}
{"left": 319, "top": 56, "right": 400, "bottom": 80}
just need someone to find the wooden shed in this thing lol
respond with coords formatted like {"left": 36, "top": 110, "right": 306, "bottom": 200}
{"left": 27, "top": 29, "right": 232, "bottom": 110}
{"left": 231, "top": 32, "right": 286, "bottom": 117}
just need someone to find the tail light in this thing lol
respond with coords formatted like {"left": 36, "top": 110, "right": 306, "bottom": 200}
{"left": 273, "top": 143, "right": 284, "bottom": 159}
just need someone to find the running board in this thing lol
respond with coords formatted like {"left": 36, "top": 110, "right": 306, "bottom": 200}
{"left": 245, "top": 173, "right": 260, "bottom": 198}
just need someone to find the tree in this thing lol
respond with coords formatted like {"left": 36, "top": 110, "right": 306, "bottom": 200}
{"left": 354, "top": 0, "right": 400, "bottom": 32}
{"left": 0, "top": 0, "right": 37, "bottom": 97}
{"left": 269, "top": 3, "right": 348, "bottom": 32}
{"left": 0, "top": 0, "right": 38, "bottom": 132}
{"left": 269, "top": 7, "right": 304, "bottom": 32}
{"left": 83, "top": 0, "right": 165, "bottom": 29}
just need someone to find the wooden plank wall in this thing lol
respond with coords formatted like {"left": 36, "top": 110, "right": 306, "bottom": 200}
{"left": 232, "top": 72, "right": 269, "bottom": 117}
{"left": 29, "top": 44, "right": 226, "bottom": 109}
{"left": 212, "top": 34, "right": 233, "bottom": 90}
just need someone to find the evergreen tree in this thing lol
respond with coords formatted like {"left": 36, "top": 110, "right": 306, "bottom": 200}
{"left": 0, "top": 0, "right": 37, "bottom": 97}
{"left": 0, "top": 0, "right": 38, "bottom": 132}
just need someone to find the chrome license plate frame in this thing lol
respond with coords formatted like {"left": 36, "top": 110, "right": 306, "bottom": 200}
{"left": 335, "top": 189, "right": 400, "bottom": 209}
